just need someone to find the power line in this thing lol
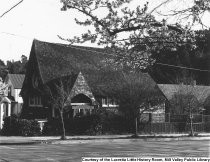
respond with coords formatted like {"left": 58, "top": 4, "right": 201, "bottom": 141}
{"left": 1, "top": 31, "right": 210, "bottom": 72}
{"left": 155, "top": 62, "right": 210, "bottom": 72}
{"left": 0, "top": 32, "right": 32, "bottom": 40}
{"left": 64, "top": 44, "right": 210, "bottom": 73}
{"left": 0, "top": 0, "right": 24, "bottom": 18}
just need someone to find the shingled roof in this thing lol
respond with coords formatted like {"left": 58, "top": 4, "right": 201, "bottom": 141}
{"left": 157, "top": 84, "right": 210, "bottom": 105}
{"left": 24, "top": 39, "right": 162, "bottom": 98}
{"left": 31, "top": 39, "right": 113, "bottom": 84}
{"left": 6, "top": 74, "right": 25, "bottom": 89}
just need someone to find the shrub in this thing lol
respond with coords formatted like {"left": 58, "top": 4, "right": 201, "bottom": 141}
{"left": 1, "top": 115, "right": 41, "bottom": 136}
{"left": 42, "top": 118, "right": 62, "bottom": 136}
{"left": 43, "top": 113, "right": 131, "bottom": 136}
{"left": 65, "top": 114, "right": 102, "bottom": 135}
{"left": 173, "top": 122, "right": 187, "bottom": 132}
{"left": 1, "top": 114, "right": 19, "bottom": 135}
{"left": 101, "top": 113, "right": 130, "bottom": 134}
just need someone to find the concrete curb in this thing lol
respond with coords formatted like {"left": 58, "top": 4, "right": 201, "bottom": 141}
{"left": 0, "top": 135, "right": 210, "bottom": 145}
{"left": 0, "top": 141, "right": 42, "bottom": 145}
{"left": 48, "top": 136, "right": 210, "bottom": 144}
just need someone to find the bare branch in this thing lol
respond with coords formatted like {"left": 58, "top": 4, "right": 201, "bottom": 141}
{"left": 149, "top": 0, "right": 172, "bottom": 15}
{"left": 66, "top": 5, "right": 112, "bottom": 35}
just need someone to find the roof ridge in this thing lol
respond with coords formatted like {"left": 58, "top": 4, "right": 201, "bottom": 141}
{"left": 33, "top": 39, "right": 104, "bottom": 50}
{"left": 33, "top": 40, "right": 45, "bottom": 84}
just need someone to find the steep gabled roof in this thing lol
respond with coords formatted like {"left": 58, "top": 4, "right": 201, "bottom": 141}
{"left": 32, "top": 39, "right": 112, "bottom": 84}
{"left": 6, "top": 74, "right": 25, "bottom": 89}
{"left": 157, "top": 84, "right": 210, "bottom": 105}
{"left": 24, "top": 39, "right": 162, "bottom": 98}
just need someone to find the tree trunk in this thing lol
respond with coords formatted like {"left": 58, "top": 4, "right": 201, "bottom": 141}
{"left": 189, "top": 105, "right": 194, "bottom": 137}
{"left": 135, "top": 117, "right": 138, "bottom": 136}
{"left": 189, "top": 114, "right": 194, "bottom": 137}
{"left": 133, "top": 117, "right": 138, "bottom": 137}
{"left": 60, "top": 110, "right": 67, "bottom": 140}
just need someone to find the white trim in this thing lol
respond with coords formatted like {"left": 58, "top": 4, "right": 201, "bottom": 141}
{"left": 0, "top": 97, "right": 11, "bottom": 104}
{"left": 71, "top": 103, "right": 90, "bottom": 106}
{"left": 0, "top": 104, "right": 4, "bottom": 129}
{"left": 72, "top": 105, "right": 94, "bottom": 109}
{"left": 102, "top": 104, "right": 119, "bottom": 107}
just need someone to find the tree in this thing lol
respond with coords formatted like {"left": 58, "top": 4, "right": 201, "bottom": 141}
{"left": 156, "top": 0, "right": 210, "bottom": 28}
{"left": 0, "top": 59, "right": 8, "bottom": 80}
{"left": 60, "top": 0, "right": 207, "bottom": 69}
{"left": 170, "top": 82, "right": 204, "bottom": 136}
{"left": 0, "top": 77, "right": 8, "bottom": 96}
{"left": 6, "top": 55, "right": 28, "bottom": 74}
{"left": 109, "top": 71, "right": 163, "bottom": 137}
{"left": 44, "top": 76, "right": 73, "bottom": 140}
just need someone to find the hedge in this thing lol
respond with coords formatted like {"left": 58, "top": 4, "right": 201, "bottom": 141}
{"left": 1, "top": 115, "right": 41, "bottom": 136}
{"left": 42, "top": 113, "right": 132, "bottom": 136}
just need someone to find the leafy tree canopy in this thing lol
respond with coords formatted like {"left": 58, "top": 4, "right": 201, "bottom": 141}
{"left": 60, "top": 0, "right": 210, "bottom": 69}
{"left": 6, "top": 55, "right": 28, "bottom": 74}
{"left": 0, "top": 59, "right": 8, "bottom": 80}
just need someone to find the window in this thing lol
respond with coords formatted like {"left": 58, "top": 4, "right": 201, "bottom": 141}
{"left": 102, "top": 98, "right": 107, "bottom": 106}
{"left": 29, "top": 96, "right": 42, "bottom": 106}
{"left": 32, "top": 74, "right": 39, "bottom": 88}
{"left": 102, "top": 97, "right": 118, "bottom": 107}
{"left": 8, "top": 87, "right": 12, "bottom": 96}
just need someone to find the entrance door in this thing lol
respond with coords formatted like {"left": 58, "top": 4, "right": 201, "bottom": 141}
{"left": 71, "top": 94, "right": 93, "bottom": 117}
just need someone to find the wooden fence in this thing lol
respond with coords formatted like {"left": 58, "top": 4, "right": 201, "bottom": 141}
{"left": 140, "top": 114, "right": 210, "bottom": 133}
{"left": 141, "top": 122, "right": 210, "bottom": 133}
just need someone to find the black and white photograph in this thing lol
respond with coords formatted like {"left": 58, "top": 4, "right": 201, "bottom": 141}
{"left": 0, "top": 0, "right": 210, "bottom": 161}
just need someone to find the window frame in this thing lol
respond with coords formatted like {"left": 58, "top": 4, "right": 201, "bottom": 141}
{"left": 102, "top": 97, "right": 119, "bottom": 107}
{"left": 29, "top": 96, "right": 42, "bottom": 107}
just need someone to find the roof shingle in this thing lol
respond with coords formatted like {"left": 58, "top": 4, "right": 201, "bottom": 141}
{"left": 7, "top": 74, "right": 25, "bottom": 89}
{"left": 23, "top": 39, "right": 161, "bottom": 98}
{"left": 157, "top": 84, "right": 210, "bottom": 105}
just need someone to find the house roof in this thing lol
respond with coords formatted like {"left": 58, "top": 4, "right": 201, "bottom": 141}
{"left": 32, "top": 39, "right": 112, "bottom": 84}
{"left": 24, "top": 39, "right": 161, "bottom": 98}
{"left": 6, "top": 74, "right": 25, "bottom": 89}
{"left": 157, "top": 84, "right": 210, "bottom": 105}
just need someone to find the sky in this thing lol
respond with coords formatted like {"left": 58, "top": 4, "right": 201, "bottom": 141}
{"left": 0, "top": 0, "right": 95, "bottom": 63}
{"left": 0, "top": 0, "right": 209, "bottom": 63}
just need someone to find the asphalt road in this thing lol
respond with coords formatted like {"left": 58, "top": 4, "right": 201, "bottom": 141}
{"left": 0, "top": 139, "right": 209, "bottom": 162}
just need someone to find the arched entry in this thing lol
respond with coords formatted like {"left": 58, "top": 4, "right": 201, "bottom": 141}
{"left": 71, "top": 93, "right": 94, "bottom": 117}
{"left": 71, "top": 94, "right": 92, "bottom": 104}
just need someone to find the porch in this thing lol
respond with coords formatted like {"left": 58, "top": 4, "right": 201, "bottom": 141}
{"left": 0, "top": 97, "right": 11, "bottom": 129}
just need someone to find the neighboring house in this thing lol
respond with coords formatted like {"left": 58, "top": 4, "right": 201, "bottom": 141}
{"left": 0, "top": 78, "right": 10, "bottom": 129}
{"left": 20, "top": 39, "right": 165, "bottom": 121}
{"left": 158, "top": 84, "right": 210, "bottom": 115}
{"left": 4, "top": 74, "right": 25, "bottom": 116}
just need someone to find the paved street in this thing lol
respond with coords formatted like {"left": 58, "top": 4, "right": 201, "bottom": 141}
{"left": 0, "top": 139, "right": 209, "bottom": 162}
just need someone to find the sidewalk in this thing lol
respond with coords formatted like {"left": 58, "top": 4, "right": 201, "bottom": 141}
{"left": 0, "top": 133, "right": 210, "bottom": 145}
